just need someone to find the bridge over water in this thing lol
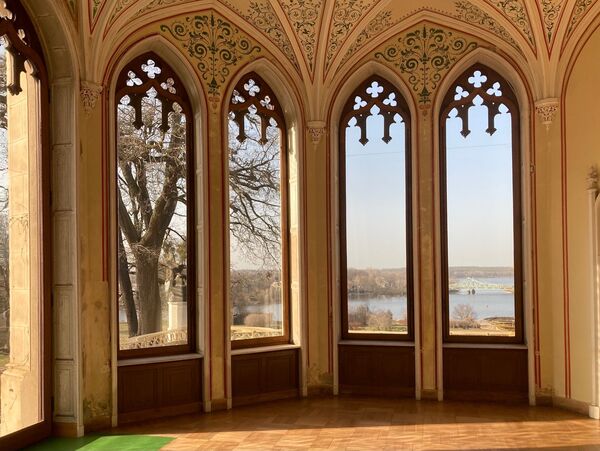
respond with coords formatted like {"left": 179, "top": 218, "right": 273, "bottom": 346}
{"left": 449, "top": 277, "right": 514, "bottom": 293}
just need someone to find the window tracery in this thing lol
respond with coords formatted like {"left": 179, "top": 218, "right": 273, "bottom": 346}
{"left": 227, "top": 72, "right": 290, "bottom": 348}
{"left": 339, "top": 76, "right": 414, "bottom": 340}
{"left": 439, "top": 64, "right": 523, "bottom": 343}
{"left": 115, "top": 52, "right": 195, "bottom": 357}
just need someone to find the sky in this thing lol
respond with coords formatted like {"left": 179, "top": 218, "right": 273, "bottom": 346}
{"left": 345, "top": 100, "right": 515, "bottom": 270}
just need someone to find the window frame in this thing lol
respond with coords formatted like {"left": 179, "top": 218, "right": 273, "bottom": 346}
{"left": 115, "top": 52, "right": 197, "bottom": 359}
{"left": 339, "top": 75, "right": 415, "bottom": 342}
{"left": 439, "top": 63, "right": 524, "bottom": 344}
{"left": 227, "top": 71, "right": 291, "bottom": 350}
{"left": 0, "top": 0, "right": 52, "bottom": 448}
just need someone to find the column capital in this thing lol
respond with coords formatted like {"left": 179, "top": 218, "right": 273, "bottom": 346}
{"left": 80, "top": 81, "right": 104, "bottom": 117}
{"left": 307, "top": 120, "right": 327, "bottom": 145}
{"left": 535, "top": 98, "right": 559, "bottom": 131}
{"left": 588, "top": 165, "right": 599, "bottom": 192}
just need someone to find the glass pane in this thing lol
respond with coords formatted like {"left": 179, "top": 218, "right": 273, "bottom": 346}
{"left": 445, "top": 96, "right": 516, "bottom": 337}
{"left": 117, "top": 90, "right": 189, "bottom": 350}
{"left": 229, "top": 114, "right": 284, "bottom": 342}
{"left": 345, "top": 108, "right": 408, "bottom": 335}
{"left": 0, "top": 38, "right": 44, "bottom": 435}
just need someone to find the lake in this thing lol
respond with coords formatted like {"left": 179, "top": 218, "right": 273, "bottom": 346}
{"left": 349, "top": 277, "right": 515, "bottom": 321}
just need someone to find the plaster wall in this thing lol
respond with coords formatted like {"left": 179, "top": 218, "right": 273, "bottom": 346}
{"left": 562, "top": 24, "right": 600, "bottom": 404}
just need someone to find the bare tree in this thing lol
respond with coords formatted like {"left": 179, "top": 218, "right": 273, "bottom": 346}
{"left": 117, "top": 93, "right": 187, "bottom": 335}
{"left": 451, "top": 303, "right": 479, "bottom": 329}
{"left": 228, "top": 114, "right": 282, "bottom": 268}
{"left": 117, "top": 90, "right": 284, "bottom": 337}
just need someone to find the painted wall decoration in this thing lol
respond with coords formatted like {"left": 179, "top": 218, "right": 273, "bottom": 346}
{"left": 67, "top": 0, "right": 76, "bottom": 14}
{"left": 541, "top": 0, "right": 564, "bottom": 43}
{"left": 454, "top": 1, "right": 523, "bottom": 55}
{"left": 134, "top": 0, "right": 189, "bottom": 19}
{"left": 107, "top": 0, "right": 135, "bottom": 27}
{"left": 230, "top": 0, "right": 301, "bottom": 72}
{"left": 161, "top": 12, "right": 261, "bottom": 100}
{"left": 375, "top": 25, "right": 478, "bottom": 104}
{"left": 485, "top": 0, "right": 535, "bottom": 47}
{"left": 280, "top": 0, "right": 323, "bottom": 72}
{"left": 566, "top": 0, "right": 597, "bottom": 38}
{"left": 91, "top": 0, "right": 103, "bottom": 19}
{"left": 340, "top": 9, "right": 392, "bottom": 68}
{"left": 325, "top": 0, "right": 375, "bottom": 72}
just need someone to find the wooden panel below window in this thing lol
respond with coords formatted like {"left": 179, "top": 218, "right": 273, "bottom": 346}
{"left": 338, "top": 345, "right": 415, "bottom": 397}
{"left": 232, "top": 349, "right": 299, "bottom": 407}
{"left": 118, "top": 358, "right": 202, "bottom": 424}
{"left": 443, "top": 347, "right": 528, "bottom": 402}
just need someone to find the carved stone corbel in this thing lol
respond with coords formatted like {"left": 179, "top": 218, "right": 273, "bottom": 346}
{"left": 535, "top": 98, "right": 559, "bottom": 131}
{"left": 588, "top": 165, "right": 599, "bottom": 192}
{"left": 307, "top": 120, "right": 326, "bottom": 146}
{"left": 80, "top": 81, "right": 104, "bottom": 117}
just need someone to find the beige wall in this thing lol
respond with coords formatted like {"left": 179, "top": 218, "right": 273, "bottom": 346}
{"left": 47, "top": 3, "right": 600, "bottom": 431}
{"left": 563, "top": 24, "right": 600, "bottom": 404}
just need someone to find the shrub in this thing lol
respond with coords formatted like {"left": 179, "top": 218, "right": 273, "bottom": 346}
{"left": 367, "top": 309, "right": 393, "bottom": 330}
{"left": 348, "top": 304, "right": 369, "bottom": 328}
{"left": 244, "top": 313, "right": 272, "bottom": 328}
{"left": 451, "top": 303, "right": 479, "bottom": 329}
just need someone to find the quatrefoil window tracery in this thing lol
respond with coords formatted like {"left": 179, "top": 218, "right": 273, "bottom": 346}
{"left": 0, "top": 2, "right": 13, "bottom": 20}
{"left": 229, "top": 73, "right": 284, "bottom": 145}
{"left": 117, "top": 53, "right": 188, "bottom": 133}
{"left": 0, "top": 0, "right": 47, "bottom": 95}
{"left": 345, "top": 78, "right": 407, "bottom": 145}
{"left": 161, "top": 77, "right": 176, "bottom": 94}
{"left": 445, "top": 68, "right": 513, "bottom": 138}
{"left": 142, "top": 59, "right": 161, "bottom": 78}
{"left": 126, "top": 71, "right": 142, "bottom": 87}
{"left": 468, "top": 70, "right": 487, "bottom": 88}
{"left": 366, "top": 81, "right": 384, "bottom": 98}
{"left": 244, "top": 78, "right": 260, "bottom": 96}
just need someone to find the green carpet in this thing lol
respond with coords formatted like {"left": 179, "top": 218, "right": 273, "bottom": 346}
{"left": 23, "top": 435, "right": 175, "bottom": 451}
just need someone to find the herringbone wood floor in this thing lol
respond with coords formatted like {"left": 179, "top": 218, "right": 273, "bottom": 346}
{"left": 115, "top": 396, "right": 600, "bottom": 450}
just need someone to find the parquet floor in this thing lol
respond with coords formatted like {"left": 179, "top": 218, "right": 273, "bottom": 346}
{"left": 115, "top": 396, "right": 600, "bottom": 450}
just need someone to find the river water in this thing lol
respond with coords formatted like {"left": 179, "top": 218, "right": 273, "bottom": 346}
{"left": 348, "top": 277, "right": 515, "bottom": 321}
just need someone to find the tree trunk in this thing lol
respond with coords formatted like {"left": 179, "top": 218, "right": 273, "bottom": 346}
{"left": 117, "top": 229, "right": 138, "bottom": 337}
{"left": 134, "top": 248, "right": 162, "bottom": 335}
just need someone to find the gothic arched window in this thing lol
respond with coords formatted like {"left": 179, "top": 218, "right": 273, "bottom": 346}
{"left": 0, "top": 0, "right": 51, "bottom": 444}
{"left": 115, "top": 53, "right": 196, "bottom": 357}
{"left": 340, "top": 77, "right": 414, "bottom": 340}
{"left": 439, "top": 64, "right": 523, "bottom": 343}
{"left": 228, "top": 72, "right": 290, "bottom": 348}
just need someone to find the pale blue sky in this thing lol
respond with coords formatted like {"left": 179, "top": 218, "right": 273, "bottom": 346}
{"left": 345, "top": 101, "right": 515, "bottom": 270}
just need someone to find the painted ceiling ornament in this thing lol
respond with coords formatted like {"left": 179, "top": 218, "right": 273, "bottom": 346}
{"left": 341, "top": 9, "right": 392, "bottom": 68}
{"left": 107, "top": 0, "right": 136, "bottom": 27}
{"left": 243, "top": 0, "right": 301, "bottom": 72}
{"left": 325, "top": 0, "right": 373, "bottom": 72}
{"left": 68, "top": 0, "right": 77, "bottom": 19}
{"left": 566, "top": 0, "right": 596, "bottom": 38}
{"left": 91, "top": 0, "right": 103, "bottom": 19}
{"left": 280, "top": 0, "right": 322, "bottom": 72}
{"left": 161, "top": 13, "right": 261, "bottom": 98}
{"left": 375, "top": 25, "right": 478, "bottom": 104}
{"left": 541, "top": 0, "right": 564, "bottom": 43}
{"left": 307, "top": 120, "right": 326, "bottom": 145}
{"left": 453, "top": 1, "right": 523, "bottom": 55}
{"left": 485, "top": 0, "right": 534, "bottom": 47}
{"left": 535, "top": 98, "right": 559, "bottom": 130}
{"left": 134, "top": 0, "right": 183, "bottom": 19}
{"left": 80, "top": 81, "right": 103, "bottom": 117}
